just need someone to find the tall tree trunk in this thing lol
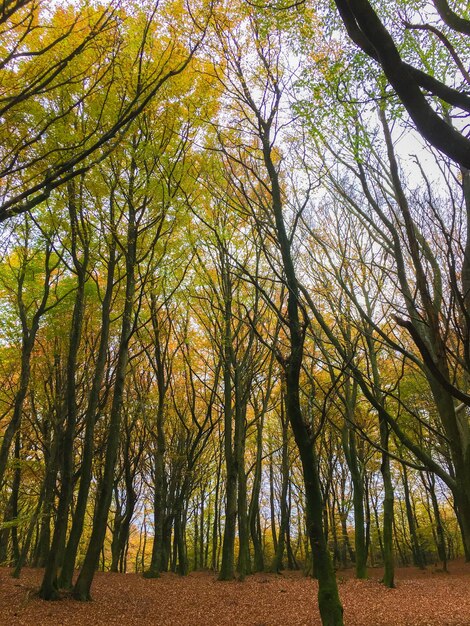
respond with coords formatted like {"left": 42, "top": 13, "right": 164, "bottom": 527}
{"left": 269, "top": 453, "right": 278, "bottom": 555}
{"left": 0, "top": 433, "right": 21, "bottom": 565}
{"left": 146, "top": 433, "right": 167, "bottom": 577}
{"left": 200, "top": 490, "right": 205, "bottom": 569}
{"left": 0, "top": 229, "right": 52, "bottom": 488}
{"left": 261, "top": 129, "right": 343, "bottom": 624}
{"left": 59, "top": 217, "right": 116, "bottom": 589}
{"left": 35, "top": 411, "right": 60, "bottom": 569}
{"left": 423, "top": 472, "right": 447, "bottom": 570}
{"left": 249, "top": 414, "right": 265, "bottom": 572}
{"left": 175, "top": 502, "right": 188, "bottom": 575}
{"left": 364, "top": 317, "right": 395, "bottom": 588}
{"left": 219, "top": 265, "right": 237, "bottom": 581}
{"left": 286, "top": 481, "right": 298, "bottom": 570}
{"left": 211, "top": 452, "right": 221, "bottom": 571}
{"left": 40, "top": 180, "right": 89, "bottom": 600}
{"left": 380, "top": 420, "right": 395, "bottom": 587}
{"left": 145, "top": 295, "right": 170, "bottom": 578}
{"left": 12, "top": 487, "right": 45, "bottom": 579}
{"left": 73, "top": 174, "right": 137, "bottom": 601}
{"left": 341, "top": 376, "right": 367, "bottom": 578}
{"left": 272, "top": 394, "right": 289, "bottom": 573}
{"left": 402, "top": 464, "right": 425, "bottom": 569}
{"left": 236, "top": 387, "right": 250, "bottom": 579}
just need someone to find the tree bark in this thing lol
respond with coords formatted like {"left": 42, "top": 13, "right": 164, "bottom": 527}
{"left": 73, "top": 168, "right": 137, "bottom": 601}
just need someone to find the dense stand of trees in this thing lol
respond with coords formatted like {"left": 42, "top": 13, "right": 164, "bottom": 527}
{"left": 0, "top": 1, "right": 469, "bottom": 625}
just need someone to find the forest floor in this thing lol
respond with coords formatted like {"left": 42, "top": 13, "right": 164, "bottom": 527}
{"left": 1, "top": 560, "right": 469, "bottom": 626}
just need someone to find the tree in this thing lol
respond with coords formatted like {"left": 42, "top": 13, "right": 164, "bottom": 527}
{"left": 207, "top": 11, "right": 344, "bottom": 623}
{"left": 332, "top": 0, "right": 470, "bottom": 167}
{"left": 0, "top": 0, "right": 207, "bottom": 222}
{"left": 0, "top": 219, "right": 57, "bottom": 488}
{"left": 295, "top": 51, "right": 470, "bottom": 560}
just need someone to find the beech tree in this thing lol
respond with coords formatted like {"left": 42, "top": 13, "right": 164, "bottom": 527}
{"left": 0, "top": 0, "right": 208, "bottom": 222}
{"left": 207, "top": 10, "right": 344, "bottom": 623}
{"left": 309, "top": 109, "right": 470, "bottom": 560}
{"left": 2, "top": 2, "right": 470, "bottom": 625}
{"left": 332, "top": 0, "right": 470, "bottom": 167}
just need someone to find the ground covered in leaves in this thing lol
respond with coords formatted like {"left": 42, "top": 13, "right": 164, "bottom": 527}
{"left": 1, "top": 561, "right": 469, "bottom": 626}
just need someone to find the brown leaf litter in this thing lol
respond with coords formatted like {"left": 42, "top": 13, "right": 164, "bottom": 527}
{"left": 1, "top": 561, "right": 469, "bottom": 626}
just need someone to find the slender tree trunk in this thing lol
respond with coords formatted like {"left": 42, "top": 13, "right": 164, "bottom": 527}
{"left": 329, "top": 495, "right": 340, "bottom": 570}
{"left": 341, "top": 377, "right": 367, "bottom": 578}
{"left": 269, "top": 454, "right": 278, "bottom": 555}
{"left": 286, "top": 481, "right": 298, "bottom": 570}
{"left": 219, "top": 267, "right": 237, "bottom": 581}
{"left": 200, "top": 489, "right": 205, "bottom": 569}
{"left": 423, "top": 472, "right": 447, "bottom": 570}
{"left": 402, "top": 464, "right": 425, "bottom": 569}
{"left": 40, "top": 180, "right": 89, "bottom": 600}
{"left": 364, "top": 321, "right": 395, "bottom": 588}
{"left": 272, "top": 396, "right": 289, "bottom": 573}
{"left": 380, "top": 420, "right": 395, "bottom": 587}
{"left": 35, "top": 415, "right": 60, "bottom": 568}
{"left": 205, "top": 496, "right": 211, "bottom": 569}
{"left": 59, "top": 224, "right": 116, "bottom": 589}
{"left": 110, "top": 489, "right": 123, "bottom": 573}
{"left": 0, "top": 433, "right": 21, "bottom": 565}
{"left": 146, "top": 440, "right": 166, "bottom": 577}
{"left": 73, "top": 177, "right": 137, "bottom": 601}
{"left": 236, "top": 389, "right": 250, "bottom": 579}
{"left": 145, "top": 295, "right": 170, "bottom": 578}
{"left": 350, "top": 448, "right": 367, "bottom": 578}
{"left": 261, "top": 131, "right": 343, "bottom": 624}
{"left": 364, "top": 475, "right": 372, "bottom": 565}
{"left": 249, "top": 415, "right": 265, "bottom": 572}
{"left": 12, "top": 487, "right": 45, "bottom": 579}
{"left": 194, "top": 502, "right": 199, "bottom": 570}
{"left": 211, "top": 453, "right": 221, "bottom": 571}
{"left": 175, "top": 503, "right": 188, "bottom": 575}
{"left": 0, "top": 233, "right": 52, "bottom": 488}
